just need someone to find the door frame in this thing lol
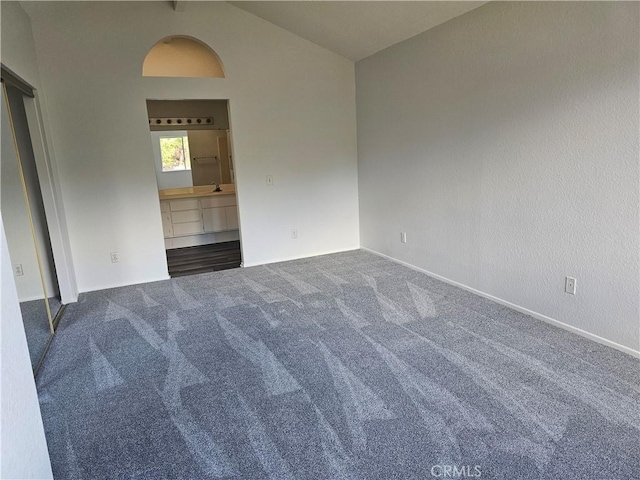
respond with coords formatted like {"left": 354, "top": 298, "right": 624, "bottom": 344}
{"left": 145, "top": 97, "right": 245, "bottom": 271}
{"left": 1, "top": 64, "right": 79, "bottom": 303}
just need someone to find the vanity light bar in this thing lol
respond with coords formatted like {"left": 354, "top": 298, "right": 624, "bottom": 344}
{"left": 148, "top": 117, "right": 214, "bottom": 126}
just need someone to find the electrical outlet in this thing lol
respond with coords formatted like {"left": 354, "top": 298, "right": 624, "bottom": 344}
{"left": 110, "top": 252, "right": 120, "bottom": 264}
{"left": 565, "top": 276, "right": 576, "bottom": 295}
{"left": 14, "top": 264, "right": 23, "bottom": 276}
{"left": 291, "top": 229, "right": 298, "bottom": 239}
{"left": 400, "top": 232, "right": 407, "bottom": 243}
{"left": 266, "top": 175, "right": 273, "bottom": 186}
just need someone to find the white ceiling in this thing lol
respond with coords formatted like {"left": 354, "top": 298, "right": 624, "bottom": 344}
{"left": 230, "top": 1, "right": 488, "bottom": 62}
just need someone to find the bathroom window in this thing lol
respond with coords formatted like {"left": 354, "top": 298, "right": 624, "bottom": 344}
{"left": 160, "top": 135, "right": 191, "bottom": 172}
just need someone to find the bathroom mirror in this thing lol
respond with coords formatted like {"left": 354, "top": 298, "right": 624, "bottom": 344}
{"left": 2, "top": 79, "right": 61, "bottom": 372}
{"left": 146, "top": 100, "right": 234, "bottom": 188}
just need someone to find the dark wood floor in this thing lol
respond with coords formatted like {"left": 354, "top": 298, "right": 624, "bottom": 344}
{"left": 166, "top": 241, "right": 241, "bottom": 277}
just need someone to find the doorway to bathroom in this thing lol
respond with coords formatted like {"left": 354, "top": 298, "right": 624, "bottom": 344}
{"left": 146, "top": 99, "right": 242, "bottom": 277}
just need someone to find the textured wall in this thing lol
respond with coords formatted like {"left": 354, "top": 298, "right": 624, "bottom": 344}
{"left": 0, "top": 5, "right": 54, "bottom": 476}
{"left": 0, "top": 215, "right": 53, "bottom": 479}
{"left": 0, "top": 2, "right": 53, "bottom": 479}
{"left": 25, "top": 1, "right": 359, "bottom": 292}
{"left": 1, "top": 1, "right": 78, "bottom": 304}
{"left": 356, "top": 2, "right": 639, "bottom": 353}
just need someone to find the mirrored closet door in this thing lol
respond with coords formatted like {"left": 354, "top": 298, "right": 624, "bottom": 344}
{"left": 1, "top": 76, "right": 62, "bottom": 373}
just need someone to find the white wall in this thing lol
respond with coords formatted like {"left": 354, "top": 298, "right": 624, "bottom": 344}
{"left": 0, "top": 215, "right": 53, "bottom": 479}
{"left": 0, "top": 2, "right": 41, "bottom": 89}
{"left": 356, "top": 2, "right": 639, "bottom": 354}
{"left": 0, "top": 4, "right": 54, "bottom": 476}
{"left": 1, "top": 1, "right": 78, "bottom": 304}
{"left": 24, "top": 1, "right": 359, "bottom": 292}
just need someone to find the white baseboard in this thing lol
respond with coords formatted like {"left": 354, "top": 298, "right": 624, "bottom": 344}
{"left": 362, "top": 247, "right": 640, "bottom": 359}
{"left": 61, "top": 292, "right": 79, "bottom": 304}
{"left": 242, "top": 246, "right": 361, "bottom": 269}
{"left": 80, "top": 275, "right": 172, "bottom": 295}
{"left": 18, "top": 294, "right": 46, "bottom": 303}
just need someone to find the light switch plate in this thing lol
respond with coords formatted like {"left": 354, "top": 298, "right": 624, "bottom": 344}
{"left": 565, "top": 276, "right": 576, "bottom": 295}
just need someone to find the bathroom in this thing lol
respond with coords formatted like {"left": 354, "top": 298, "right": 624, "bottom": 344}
{"left": 147, "top": 99, "right": 241, "bottom": 277}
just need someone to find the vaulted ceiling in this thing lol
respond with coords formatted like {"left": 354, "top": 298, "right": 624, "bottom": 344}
{"left": 230, "top": 1, "right": 487, "bottom": 61}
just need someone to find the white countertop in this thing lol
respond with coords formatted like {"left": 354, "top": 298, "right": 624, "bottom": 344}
{"left": 159, "top": 184, "right": 236, "bottom": 200}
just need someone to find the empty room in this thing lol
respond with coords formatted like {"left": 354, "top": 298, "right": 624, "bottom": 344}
{"left": 1, "top": 1, "right": 638, "bottom": 479}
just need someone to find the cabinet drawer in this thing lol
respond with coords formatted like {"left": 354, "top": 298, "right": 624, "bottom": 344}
{"left": 170, "top": 198, "right": 200, "bottom": 212}
{"left": 171, "top": 209, "right": 201, "bottom": 224}
{"left": 160, "top": 201, "right": 169, "bottom": 213}
{"left": 200, "top": 196, "right": 236, "bottom": 209}
{"left": 161, "top": 213, "right": 173, "bottom": 238}
{"left": 172, "top": 221, "right": 204, "bottom": 236}
{"left": 225, "top": 206, "right": 239, "bottom": 230}
{"left": 202, "top": 207, "right": 227, "bottom": 232}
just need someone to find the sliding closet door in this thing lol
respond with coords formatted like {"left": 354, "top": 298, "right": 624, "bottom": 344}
{"left": 1, "top": 82, "right": 57, "bottom": 371}
{"left": 4, "top": 84, "right": 62, "bottom": 320}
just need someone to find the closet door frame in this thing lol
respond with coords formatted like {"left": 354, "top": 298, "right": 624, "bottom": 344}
{"left": 1, "top": 64, "right": 78, "bottom": 305}
{"left": 2, "top": 81, "right": 54, "bottom": 335}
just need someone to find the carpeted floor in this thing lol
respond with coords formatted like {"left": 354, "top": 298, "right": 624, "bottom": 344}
{"left": 36, "top": 250, "right": 639, "bottom": 479}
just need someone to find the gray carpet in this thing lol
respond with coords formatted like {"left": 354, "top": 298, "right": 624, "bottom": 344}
{"left": 36, "top": 250, "right": 639, "bottom": 479}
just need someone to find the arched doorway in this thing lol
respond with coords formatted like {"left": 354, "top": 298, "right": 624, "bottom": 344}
{"left": 143, "top": 37, "right": 242, "bottom": 277}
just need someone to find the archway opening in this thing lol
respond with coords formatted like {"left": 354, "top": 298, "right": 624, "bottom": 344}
{"left": 142, "top": 36, "right": 225, "bottom": 78}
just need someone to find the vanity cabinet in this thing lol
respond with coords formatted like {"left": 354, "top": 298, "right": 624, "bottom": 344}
{"left": 168, "top": 199, "right": 203, "bottom": 236}
{"left": 201, "top": 196, "right": 238, "bottom": 233}
{"left": 202, "top": 207, "right": 226, "bottom": 232}
{"left": 160, "top": 202, "right": 173, "bottom": 237}
{"left": 169, "top": 198, "right": 200, "bottom": 211}
{"left": 160, "top": 194, "right": 238, "bottom": 239}
{"left": 225, "top": 206, "right": 239, "bottom": 229}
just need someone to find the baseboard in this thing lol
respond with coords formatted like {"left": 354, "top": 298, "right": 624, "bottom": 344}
{"left": 61, "top": 292, "right": 79, "bottom": 304}
{"left": 80, "top": 275, "right": 172, "bottom": 296}
{"left": 362, "top": 247, "right": 640, "bottom": 359}
{"left": 18, "top": 294, "right": 46, "bottom": 302}
{"left": 242, "top": 246, "right": 361, "bottom": 269}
